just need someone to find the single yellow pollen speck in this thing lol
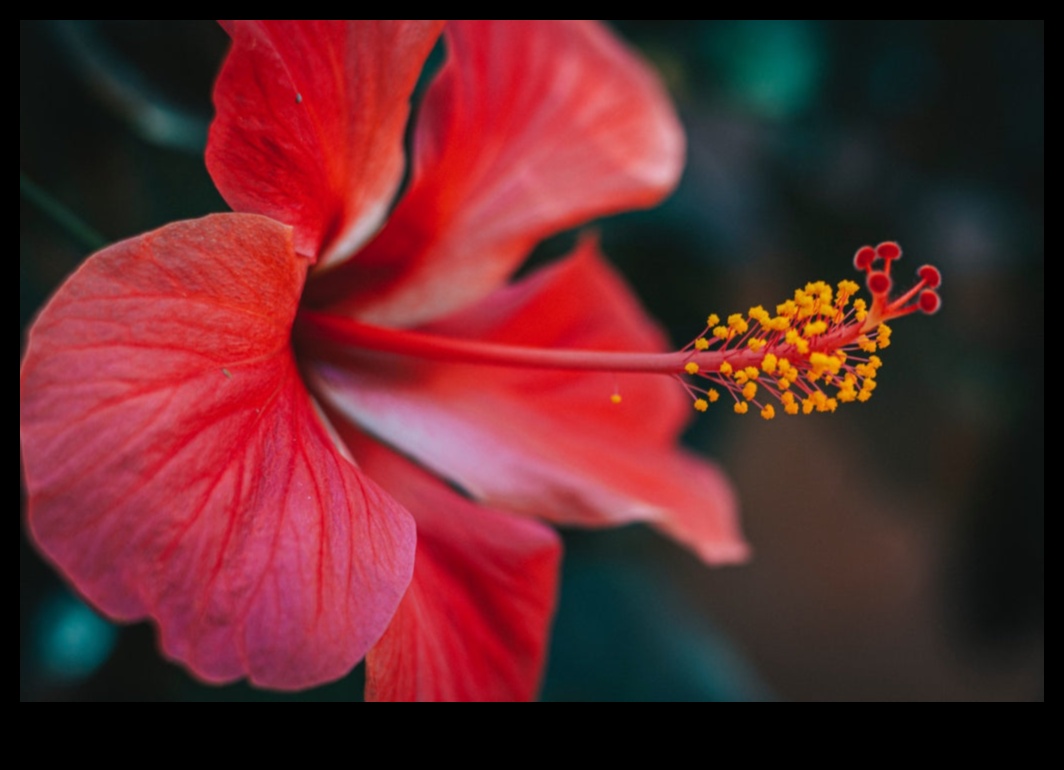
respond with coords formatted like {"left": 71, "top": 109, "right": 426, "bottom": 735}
{"left": 685, "top": 362, "right": 700, "bottom": 375}
{"left": 734, "top": 402, "right": 749, "bottom": 415}
{"left": 694, "top": 399, "right": 709, "bottom": 413}
{"left": 695, "top": 337, "right": 710, "bottom": 351}
{"left": 761, "top": 405, "right": 776, "bottom": 421}
{"left": 707, "top": 314, "right": 720, "bottom": 328}
{"left": 742, "top": 382, "right": 758, "bottom": 401}
{"left": 719, "top": 362, "right": 733, "bottom": 376}
{"left": 762, "top": 354, "right": 778, "bottom": 374}
{"left": 610, "top": 394, "right": 623, "bottom": 405}
{"left": 707, "top": 389, "right": 720, "bottom": 403}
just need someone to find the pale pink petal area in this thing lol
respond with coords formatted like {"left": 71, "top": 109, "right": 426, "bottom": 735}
{"left": 207, "top": 20, "right": 445, "bottom": 266}
{"left": 332, "top": 432, "right": 561, "bottom": 702}
{"left": 305, "top": 240, "right": 747, "bottom": 565}
{"left": 309, "top": 19, "right": 686, "bottom": 327}
{"left": 20, "top": 215, "right": 416, "bottom": 690}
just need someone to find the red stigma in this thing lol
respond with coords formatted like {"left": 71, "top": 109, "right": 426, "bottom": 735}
{"left": 867, "top": 271, "right": 892, "bottom": 296}
{"left": 918, "top": 290, "right": 942, "bottom": 315}
{"left": 854, "top": 246, "right": 877, "bottom": 271}
{"left": 918, "top": 265, "right": 942, "bottom": 289}
{"left": 876, "top": 242, "right": 902, "bottom": 262}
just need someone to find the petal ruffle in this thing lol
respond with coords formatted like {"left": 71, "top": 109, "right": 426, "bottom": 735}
{"left": 309, "top": 19, "right": 685, "bottom": 327}
{"left": 335, "top": 432, "right": 560, "bottom": 702}
{"left": 305, "top": 239, "right": 747, "bottom": 565}
{"left": 20, "top": 215, "right": 416, "bottom": 690}
{"left": 207, "top": 20, "right": 445, "bottom": 267}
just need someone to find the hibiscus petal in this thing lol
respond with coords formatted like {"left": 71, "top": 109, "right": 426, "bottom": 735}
{"left": 310, "top": 19, "right": 685, "bottom": 327}
{"left": 331, "top": 431, "right": 560, "bottom": 702}
{"left": 207, "top": 20, "right": 445, "bottom": 267}
{"left": 20, "top": 215, "right": 416, "bottom": 690}
{"left": 304, "top": 239, "right": 747, "bottom": 565}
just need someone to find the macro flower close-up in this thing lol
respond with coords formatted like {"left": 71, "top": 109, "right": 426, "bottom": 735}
{"left": 22, "top": 20, "right": 1042, "bottom": 703}
{"left": 20, "top": 20, "right": 749, "bottom": 700}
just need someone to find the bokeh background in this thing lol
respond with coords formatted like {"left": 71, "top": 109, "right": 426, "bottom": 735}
{"left": 20, "top": 20, "right": 1043, "bottom": 702}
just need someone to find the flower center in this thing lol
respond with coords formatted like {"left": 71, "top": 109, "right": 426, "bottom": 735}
{"left": 296, "top": 243, "right": 940, "bottom": 420}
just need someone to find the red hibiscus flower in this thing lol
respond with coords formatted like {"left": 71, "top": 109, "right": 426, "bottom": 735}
{"left": 19, "top": 20, "right": 750, "bottom": 700}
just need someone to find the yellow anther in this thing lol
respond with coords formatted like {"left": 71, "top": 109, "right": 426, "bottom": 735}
{"left": 706, "top": 314, "right": 720, "bottom": 328}
{"left": 854, "top": 298, "right": 868, "bottom": 323}
{"left": 857, "top": 390, "right": 873, "bottom": 403}
{"left": 707, "top": 389, "right": 720, "bottom": 403}
{"left": 728, "top": 314, "right": 749, "bottom": 335}
{"left": 837, "top": 388, "right": 857, "bottom": 403}
{"left": 768, "top": 316, "right": 791, "bottom": 332}
{"left": 734, "top": 402, "right": 749, "bottom": 415}
{"left": 778, "top": 358, "right": 793, "bottom": 374}
{"left": 785, "top": 401, "right": 800, "bottom": 416}
{"left": 869, "top": 355, "right": 883, "bottom": 370}
{"left": 747, "top": 338, "right": 767, "bottom": 352}
{"left": 781, "top": 392, "right": 796, "bottom": 407}
{"left": 761, "top": 354, "right": 778, "bottom": 374}
{"left": 802, "top": 399, "right": 815, "bottom": 415}
{"left": 610, "top": 394, "right": 622, "bottom": 405}
{"left": 694, "top": 337, "right": 710, "bottom": 351}
{"left": 694, "top": 399, "right": 709, "bottom": 413}
{"left": 857, "top": 335, "right": 878, "bottom": 353}
{"left": 734, "top": 370, "right": 749, "bottom": 386}
{"left": 742, "top": 382, "right": 758, "bottom": 402}
{"left": 749, "top": 306, "right": 771, "bottom": 326}
{"left": 777, "top": 377, "right": 791, "bottom": 390}
{"left": 713, "top": 326, "right": 730, "bottom": 340}
{"left": 744, "top": 367, "right": 760, "bottom": 380}
{"left": 684, "top": 362, "right": 700, "bottom": 375}
{"left": 761, "top": 405, "right": 776, "bottom": 421}
{"left": 877, "top": 324, "right": 892, "bottom": 349}
{"left": 837, "top": 280, "right": 860, "bottom": 302}
{"left": 719, "top": 361, "right": 733, "bottom": 376}
{"left": 777, "top": 300, "right": 798, "bottom": 318}
{"left": 803, "top": 320, "right": 828, "bottom": 338}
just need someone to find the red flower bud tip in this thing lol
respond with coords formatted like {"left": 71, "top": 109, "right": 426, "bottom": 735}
{"left": 678, "top": 244, "right": 940, "bottom": 418}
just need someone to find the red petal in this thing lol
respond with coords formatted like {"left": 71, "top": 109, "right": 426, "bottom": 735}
{"left": 207, "top": 20, "right": 445, "bottom": 266}
{"left": 334, "top": 433, "right": 561, "bottom": 702}
{"left": 20, "top": 215, "right": 416, "bottom": 690}
{"left": 310, "top": 19, "right": 685, "bottom": 327}
{"left": 305, "top": 239, "right": 747, "bottom": 565}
